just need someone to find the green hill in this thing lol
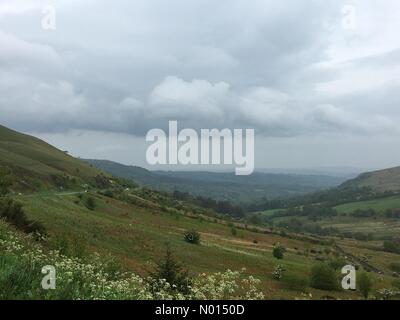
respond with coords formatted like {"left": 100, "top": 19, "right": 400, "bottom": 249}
{"left": 0, "top": 125, "right": 109, "bottom": 191}
{"left": 341, "top": 166, "right": 400, "bottom": 192}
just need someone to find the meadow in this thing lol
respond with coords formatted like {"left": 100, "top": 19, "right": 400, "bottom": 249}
{"left": 7, "top": 188, "right": 400, "bottom": 300}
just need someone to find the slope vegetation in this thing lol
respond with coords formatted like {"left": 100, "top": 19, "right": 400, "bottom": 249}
{"left": 0, "top": 125, "right": 109, "bottom": 191}
{"left": 341, "top": 166, "right": 400, "bottom": 192}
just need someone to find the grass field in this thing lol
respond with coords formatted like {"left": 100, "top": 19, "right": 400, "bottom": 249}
{"left": 318, "top": 217, "right": 400, "bottom": 238}
{"left": 11, "top": 190, "right": 399, "bottom": 299}
{"left": 335, "top": 196, "right": 400, "bottom": 213}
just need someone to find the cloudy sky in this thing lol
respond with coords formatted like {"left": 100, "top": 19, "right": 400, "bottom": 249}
{"left": 1, "top": 0, "right": 400, "bottom": 170}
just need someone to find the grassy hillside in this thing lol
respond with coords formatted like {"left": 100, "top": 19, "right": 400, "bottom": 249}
{"left": 0, "top": 125, "right": 109, "bottom": 191}
{"left": 13, "top": 189, "right": 400, "bottom": 299}
{"left": 1, "top": 124, "right": 400, "bottom": 300}
{"left": 341, "top": 166, "right": 400, "bottom": 192}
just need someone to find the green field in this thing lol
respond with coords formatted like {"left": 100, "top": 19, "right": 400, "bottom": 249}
{"left": 9, "top": 190, "right": 398, "bottom": 299}
{"left": 335, "top": 196, "right": 400, "bottom": 213}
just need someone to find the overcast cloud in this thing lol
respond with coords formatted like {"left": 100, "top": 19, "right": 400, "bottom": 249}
{"left": 1, "top": 0, "right": 400, "bottom": 169}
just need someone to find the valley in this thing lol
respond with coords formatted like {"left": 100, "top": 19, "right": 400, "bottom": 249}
{"left": 1, "top": 124, "right": 400, "bottom": 300}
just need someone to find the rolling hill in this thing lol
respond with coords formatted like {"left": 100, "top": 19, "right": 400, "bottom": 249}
{"left": 84, "top": 159, "right": 346, "bottom": 204}
{"left": 0, "top": 125, "right": 110, "bottom": 192}
{"left": 252, "top": 164, "right": 400, "bottom": 241}
{"left": 341, "top": 166, "right": 400, "bottom": 192}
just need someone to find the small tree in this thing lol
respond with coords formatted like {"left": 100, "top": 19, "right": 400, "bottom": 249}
{"left": 184, "top": 230, "right": 201, "bottom": 245}
{"left": 310, "top": 263, "right": 339, "bottom": 291}
{"left": 150, "top": 247, "right": 191, "bottom": 294}
{"left": 329, "top": 257, "right": 347, "bottom": 271}
{"left": 358, "top": 272, "right": 373, "bottom": 299}
{"left": 272, "top": 264, "right": 286, "bottom": 280}
{"left": 231, "top": 227, "right": 238, "bottom": 237}
{"left": 85, "top": 197, "right": 96, "bottom": 210}
{"left": 0, "top": 198, "right": 45, "bottom": 235}
{"left": 273, "top": 243, "right": 286, "bottom": 260}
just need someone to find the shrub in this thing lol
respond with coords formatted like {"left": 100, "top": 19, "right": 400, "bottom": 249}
{"left": 149, "top": 247, "right": 191, "bottom": 295}
{"left": 231, "top": 227, "right": 238, "bottom": 237}
{"left": 0, "top": 199, "right": 45, "bottom": 235}
{"left": 358, "top": 272, "right": 373, "bottom": 299}
{"left": 272, "top": 265, "right": 286, "bottom": 280}
{"left": 102, "top": 190, "right": 114, "bottom": 198}
{"left": 310, "top": 263, "right": 339, "bottom": 291}
{"left": 328, "top": 257, "right": 347, "bottom": 271}
{"left": 184, "top": 230, "right": 201, "bottom": 245}
{"left": 85, "top": 197, "right": 96, "bottom": 210}
{"left": 272, "top": 243, "right": 286, "bottom": 259}
{"left": 281, "top": 273, "right": 309, "bottom": 292}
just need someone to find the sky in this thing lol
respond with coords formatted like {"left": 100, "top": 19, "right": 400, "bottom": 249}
{"left": 1, "top": 0, "right": 400, "bottom": 170}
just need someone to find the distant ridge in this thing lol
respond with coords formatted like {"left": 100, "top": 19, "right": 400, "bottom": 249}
{"left": 84, "top": 158, "right": 347, "bottom": 203}
{"left": 341, "top": 166, "right": 400, "bottom": 192}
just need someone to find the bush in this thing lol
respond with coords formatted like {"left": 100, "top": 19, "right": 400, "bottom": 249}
{"left": 0, "top": 199, "right": 45, "bottom": 235}
{"left": 272, "top": 243, "right": 286, "bottom": 259}
{"left": 310, "top": 263, "right": 339, "bottom": 291}
{"left": 102, "top": 190, "right": 114, "bottom": 198}
{"left": 85, "top": 197, "right": 96, "bottom": 211}
{"left": 358, "top": 272, "right": 373, "bottom": 299}
{"left": 231, "top": 227, "right": 238, "bottom": 237}
{"left": 149, "top": 247, "right": 191, "bottom": 295}
{"left": 328, "top": 257, "right": 347, "bottom": 271}
{"left": 272, "top": 264, "right": 286, "bottom": 280}
{"left": 281, "top": 273, "right": 309, "bottom": 292}
{"left": 184, "top": 230, "right": 201, "bottom": 245}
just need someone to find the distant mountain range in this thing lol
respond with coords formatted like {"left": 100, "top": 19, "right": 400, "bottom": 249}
{"left": 83, "top": 159, "right": 348, "bottom": 204}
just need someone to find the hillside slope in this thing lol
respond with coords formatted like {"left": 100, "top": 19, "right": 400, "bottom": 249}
{"left": 1, "top": 125, "right": 399, "bottom": 300}
{"left": 341, "top": 166, "right": 400, "bottom": 192}
{"left": 0, "top": 125, "right": 108, "bottom": 191}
